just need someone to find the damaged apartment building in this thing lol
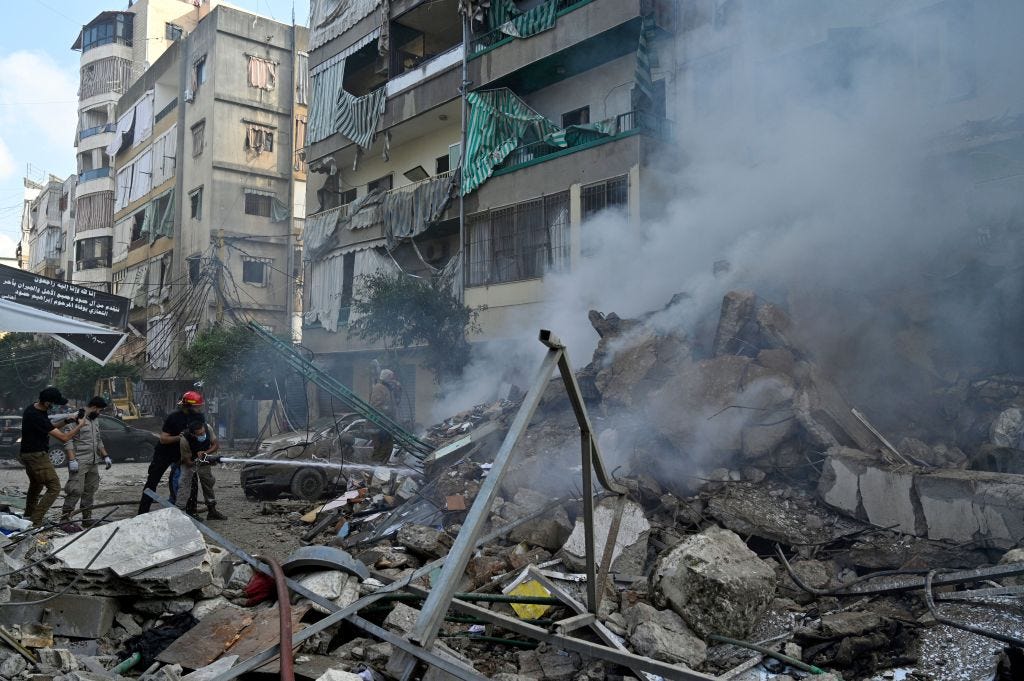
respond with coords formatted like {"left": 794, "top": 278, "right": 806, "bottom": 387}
{"left": 105, "top": 4, "right": 308, "bottom": 412}
{"left": 18, "top": 174, "right": 76, "bottom": 281}
{"left": 301, "top": 0, "right": 676, "bottom": 423}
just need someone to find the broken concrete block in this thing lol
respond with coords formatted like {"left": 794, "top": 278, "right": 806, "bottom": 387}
{"left": 559, "top": 497, "right": 650, "bottom": 576}
{"left": 651, "top": 526, "right": 777, "bottom": 638}
{"left": 48, "top": 508, "right": 206, "bottom": 577}
{"left": 22, "top": 623, "right": 53, "bottom": 648}
{"left": 990, "top": 407, "right": 1024, "bottom": 447}
{"left": 998, "top": 548, "right": 1024, "bottom": 586}
{"left": 422, "top": 640, "right": 477, "bottom": 681}
{"left": 133, "top": 598, "right": 196, "bottom": 616}
{"left": 382, "top": 602, "right": 420, "bottom": 634}
{"left": 0, "top": 653, "right": 28, "bottom": 678}
{"left": 396, "top": 524, "right": 452, "bottom": 559}
{"left": 299, "top": 571, "right": 351, "bottom": 601}
{"left": 191, "top": 597, "right": 239, "bottom": 620}
{"left": 314, "top": 671, "right": 364, "bottom": 681}
{"left": 0, "top": 590, "right": 118, "bottom": 638}
{"left": 36, "top": 648, "right": 79, "bottom": 673}
{"left": 516, "top": 646, "right": 581, "bottom": 681}
{"left": 180, "top": 655, "right": 238, "bottom": 681}
{"left": 623, "top": 602, "right": 706, "bottom": 668}
{"left": 226, "top": 563, "right": 253, "bottom": 590}
{"left": 712, "top": 290, "right": 756, "bottom": 357}
{"left": 467, "top": 555, "right": 508, "bottom": 588}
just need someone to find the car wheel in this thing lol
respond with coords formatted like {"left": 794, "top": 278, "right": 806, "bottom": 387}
{"left": 290, "top": 468, "right": 325, "bottom": 501}
{"left": 48, "top": 447, "right": 67, "bottom": 467}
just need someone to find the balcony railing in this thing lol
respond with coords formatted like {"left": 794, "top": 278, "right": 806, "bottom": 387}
{"left": 80, "top": 123, "right": 116, "bottom": 139}
{"left": 79, "top": 167, "right": 112, "bottom": 181}
{"left": 493, "top": 110, "right": 666, "bottom": 173}
{"left": 469, "top": 0, "right": 590, "bottom": 56}
{"left": 155, "top": 98, "right": 178, "bottom": 123}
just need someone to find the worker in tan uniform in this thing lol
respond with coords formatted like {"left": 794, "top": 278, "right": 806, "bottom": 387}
{"left": 60, "top": 396, "right": 113, "bottom": 525}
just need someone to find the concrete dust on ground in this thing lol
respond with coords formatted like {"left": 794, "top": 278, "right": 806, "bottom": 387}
{"left": 0, "top": 456, "right": 305, "bottom": 559}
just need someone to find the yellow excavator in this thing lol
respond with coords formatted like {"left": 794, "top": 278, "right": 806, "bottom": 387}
{"left": 94, "top": 376, "right": 141, "bottom": 420}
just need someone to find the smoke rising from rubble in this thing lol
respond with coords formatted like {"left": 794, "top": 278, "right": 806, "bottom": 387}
{"left": 437, "top": 2, "right": 1024, "bottom": 457}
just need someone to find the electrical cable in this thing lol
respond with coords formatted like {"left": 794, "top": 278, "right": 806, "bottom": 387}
{"left": 924, "top": 570, "right": 1024, "bottom": 648}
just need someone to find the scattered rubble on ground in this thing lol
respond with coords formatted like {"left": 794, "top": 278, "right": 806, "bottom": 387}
{"left": 0, "top": 291, "right": 1022, "bottom": 681}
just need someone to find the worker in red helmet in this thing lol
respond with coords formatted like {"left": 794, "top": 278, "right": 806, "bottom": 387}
{"left": 138, "top": 390, "right": 209, "bottom": 514}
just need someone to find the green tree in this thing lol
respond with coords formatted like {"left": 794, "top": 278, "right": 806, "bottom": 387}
{"left": 55, "top": 358, "right": 139, "bottom": 403}
{"left": 178, "top": 324, "right": 272, "bottom": 396}
{"left": 0, "top": 334, "right": 58, "bottom": 408}
{"left": 348, "top": 271, "right": 482, "bottom": 382}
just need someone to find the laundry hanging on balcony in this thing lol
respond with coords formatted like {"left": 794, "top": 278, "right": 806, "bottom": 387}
{"left": 382, "top": 174, "right": 455, "bottom": 248}
{"left": 488, "top": 0, "right": 558, "bottom": 39}
{"left": 305, "top": 206, "right": 346, "bottom": 259}
{"left": 462, "top": 88, "right": 559, "bottom": 195}
{"left": 305, "top": 190, "right": 386, "bottom": 260}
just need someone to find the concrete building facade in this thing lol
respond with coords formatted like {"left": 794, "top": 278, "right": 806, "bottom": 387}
{"left": 107, "top": 4, "right": 308, "bottom": 411}
{"left": 71, "top": 0, "right": 213, "bottom": 292}
{"left": 20, "top": 175, "right": 77, "bottom": 281}
{"left": 301, "top": 0, "right": 675, "bottom": 425}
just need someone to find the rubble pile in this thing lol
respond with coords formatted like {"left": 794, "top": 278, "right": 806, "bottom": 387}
{"left": 0, "top": 292, "right": 1022, "bottom": 681}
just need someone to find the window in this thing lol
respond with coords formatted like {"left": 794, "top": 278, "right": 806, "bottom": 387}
{"left": 244, "top": 191, "right": 273, "bottom": 217}
{"left": 581, "top": 175, "right": 628, "bottom": 257}
{"left": 581, "top": 175, "right": 628, "bottom": 222}
{"left": 247, "top": 56, "right": 277, "bottom": 91}
{"left": 244, "top": 125, "right": 274, "bottom": 155}
{"left": 561, "top": 106, "right": 590, "bottom": 127}
{"left": 75, "top": 236, "right": 112, "bottom": 271}
{"left": 466, "top": 192, "right": 570, "bottom": 286}
{"left": 131, "top": 210, "right": 146, "bottom": 243}
{"left": 368, "top": 174, "right": 393, "bottom": 193}
{"left": 435, "top": 155, "right": 450, "bottom": 175}
{"left": 189, "top": 188, "right": 203, "bottom": 220}
{"left": 166, "top": 23, "right": 183, "bottom": 41}
{"left": 194, "top": 57, "right": 207, "bottom": 88}
{"left": 191, "top": 121, "right": 205, "bottom": 156}
{"left": 242, "top": 258, "right": 269, "bottom": 286}
{"left": 187, "top": 256, "right": 201, "bottom": 284}
{"left": 80, "top": 13, "right": 133, "bottom": 52}
{"left": 339, "top": 188, "right": 357, "bottom": 206}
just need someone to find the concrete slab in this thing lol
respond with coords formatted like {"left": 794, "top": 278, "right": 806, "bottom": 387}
{"left": 0, "top": 590, "right": 117, "bottom": 638}
{"left": 559, "top": 497, "right": 650, "bottom": 575}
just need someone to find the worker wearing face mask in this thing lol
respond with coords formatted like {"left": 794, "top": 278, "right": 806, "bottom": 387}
{"left": 174, "top": 417, "right": 224, "bottom": 519}
{"left": 60, "top": 396, "right": 113, "bottom": 526}
{"left": 19, "top": 387, "right": 85, "bottom": 527}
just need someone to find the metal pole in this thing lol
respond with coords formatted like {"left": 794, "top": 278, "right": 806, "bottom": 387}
{"left": 457, "top": 9, "right": 470, "bottom": 300}
{"left": 284, "top": 17, "right": 298, "bottom": 341}
{"left": 407, "top": 345, "right": 563, "bottom": 649}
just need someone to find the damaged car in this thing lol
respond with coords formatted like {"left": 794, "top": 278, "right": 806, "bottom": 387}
{"left": 241, "top": 416, "right": 378, "bottom": 500}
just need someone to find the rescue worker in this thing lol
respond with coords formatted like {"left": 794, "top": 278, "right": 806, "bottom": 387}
{"left": 369, "top": 368, "right": 402, "bottom": 461}
{"left": 60, "top": 396, "right": 113, "bottom": 525}
{"left": 19, "top": 387, "right": 85, "bottom": 526}
{"left": 175, "top": 418, "right": 222, "bottom": 517}
{"left": 169, "top": 417, "right": 225, "bottom": 519}
{"left": 138, "top": 390, "right": 206, "bottom": 514}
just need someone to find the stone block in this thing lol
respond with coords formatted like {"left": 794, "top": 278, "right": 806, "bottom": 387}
{"left": 712, "top": 290, "right": 756, "bottom": 357}
{"left": 516, "top": 647, "right": 580, "bottom": 681}
{"left": 0, "top": 590, "right": 117, "bottom": 638}
{"left": 422, "top": 640, "right": 476, "bottom": 681}
{"left": 382, "top": 602, "right": 420, "bottom": 634}
{"left": 314, "top": 671, "right": 364, "bottom": 681}
{"left": 623, "top": 602, "right": 705, "bottom": 668}
{"left": 559, "top": 497, "right": 650, "bottom": 575}
{"left": 396, "top": 524, "right": 452, "bottom": 559}
{"left": 650, "top": 526, "right": 777, "bottom": 639}
{"left": 133, "top": 598, "right": 196, "bottom": 616}
{"left": 0, "top": 653, "right": 28, "bottom": 677}
{"left": 36, "top": 648, "right": 78, "bottom": 673}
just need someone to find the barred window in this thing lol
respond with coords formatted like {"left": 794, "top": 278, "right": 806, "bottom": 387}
{"left": 244, "top": 191, "right": 273, "bottom": 217}
{"left": 466, "top": 192, "right": 570, "bottom": 286}
{"left": 581, "top": 175, "right": 628, "bottom": 222}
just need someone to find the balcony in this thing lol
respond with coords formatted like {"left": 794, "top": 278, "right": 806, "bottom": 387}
{"left": 155, "top": 98, "right": 178, "bottom": 124}
{"left": 79, "top": 167, "right": 112, "bottom": 181}
{"left": 76, "top": 256, "right": 113, "bottom": 272}
{"left": 469, "top": 0, "right": 593, "bottom": 57}
{"left": 493, "top": 111, "right": 668, "bottom": 175}
{"left": 80, "top": 123, "right": 116, "bottom": 140}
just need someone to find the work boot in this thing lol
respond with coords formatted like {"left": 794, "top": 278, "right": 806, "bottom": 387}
{"left": 206, "top": 504, "right": 227, "bottom": 520}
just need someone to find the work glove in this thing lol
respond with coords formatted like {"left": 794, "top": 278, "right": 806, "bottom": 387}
{"left": 104, "top": 456, "right": 112, "bottom": 470}
{"left": 68, "top": 460, "right": 79, "bottom": 473}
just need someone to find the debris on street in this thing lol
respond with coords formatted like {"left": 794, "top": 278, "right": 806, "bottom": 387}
{"left": 0, "top": 292, "right": 1022, "bottom": 681}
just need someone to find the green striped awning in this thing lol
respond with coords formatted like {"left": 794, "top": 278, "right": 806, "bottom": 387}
{"left": 307, "top": 57, "right": 346, "bottom": 144}
{"left": 461, "top": 89, "right": 559, "bottom": 195}
{"left": 487, "top": 0, "right": 557, "bottom": 39}
{"left": 633, "top": 12, "right": 657, "bottom": 111}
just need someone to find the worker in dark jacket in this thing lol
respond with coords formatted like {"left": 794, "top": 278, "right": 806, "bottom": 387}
{"left": 20, "top": 387, "right": 85, "bottom": 526}
{"left": 138, "top": 390, "right": 205, "bottom": 514}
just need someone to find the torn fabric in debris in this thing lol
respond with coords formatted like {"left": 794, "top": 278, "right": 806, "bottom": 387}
{"left": 382, "top": 174, "right": 454, "bottom": 248}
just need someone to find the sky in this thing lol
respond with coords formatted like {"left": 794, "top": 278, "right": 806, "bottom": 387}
{"left": 0, "top": 0, "right": 310, "bottom": 260}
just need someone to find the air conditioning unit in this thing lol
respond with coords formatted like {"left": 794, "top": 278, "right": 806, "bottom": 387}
{"left": 184, "top": 89, "right": 195, "bottom": 103}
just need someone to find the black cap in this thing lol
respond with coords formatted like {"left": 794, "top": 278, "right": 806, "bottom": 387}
{"left": 87, "top": 396, "right": 108, "bottom": 408}
{"left": 39, "top": 387, "right": 68, "bottom": 406}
